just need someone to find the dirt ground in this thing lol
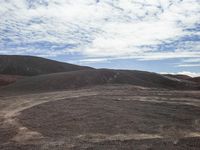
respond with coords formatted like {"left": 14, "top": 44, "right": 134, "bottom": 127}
{"left": 0, "top": 85, "right": 200, "bottom": 150}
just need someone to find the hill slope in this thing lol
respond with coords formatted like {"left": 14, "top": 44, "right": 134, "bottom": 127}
{"left": 1, "top": 69, "right": 198, "bottom": 95}
{"left": 164, "top": 74, "right": 192, "bottom": 80}
{"left": 164, "top": 74, "right": 200, "bottom": 85}
{"left": 0, "top": 55, "right": 92, "bottom": 76}
{"left": 190, "top": 77, "right": 200, "bottom": 83}
{"left": 0, "top": 74, "right": 24, "bottom": 86}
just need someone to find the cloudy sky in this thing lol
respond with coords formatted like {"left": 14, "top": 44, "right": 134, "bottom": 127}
{"left": 0, "top": 0, "right": 200, "bottom": 76}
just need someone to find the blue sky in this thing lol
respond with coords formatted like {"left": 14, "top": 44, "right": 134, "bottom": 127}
{"left": 0, "top": 0, "right": 200, "bottom": 76}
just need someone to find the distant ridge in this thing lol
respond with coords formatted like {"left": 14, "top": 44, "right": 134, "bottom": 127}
{"left": 0, "top": 55, "right": 93, "bottom": 76}
{"left": 164, "top": 74, "right": 200, "bottom": 85}
{"left": 164, "top": 74, "right": 192, "bottom": 80}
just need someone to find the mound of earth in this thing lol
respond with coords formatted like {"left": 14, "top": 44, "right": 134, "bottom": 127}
{"left": 0, "top": 55, "right": 92, "bottom": 76}
{"left": 18, "top": 95, "right": 200, "bottom": 138}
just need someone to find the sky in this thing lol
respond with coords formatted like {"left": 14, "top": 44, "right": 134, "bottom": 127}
{"left": 0, "top": 0, "right": 200, "bottom": 76}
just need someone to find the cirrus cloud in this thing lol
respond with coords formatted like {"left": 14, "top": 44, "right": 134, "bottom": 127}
{"left": 0, "top": 0, "right": 200, "bottom": 66}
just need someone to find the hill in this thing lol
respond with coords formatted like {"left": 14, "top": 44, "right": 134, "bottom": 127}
{"left": 164, "top": 74, "right": 192, "bottom": 80}
{"left": 1, "top": 69, "right": 198, "bottom": 95}
{"left": 164, "top": 74, "right": 200, "bottom": 84}
{"left": 190, "top": 77, "right": 200, "bottom": 83}
{"left": 0, "top": 55, "right": 92, "bottom": 76}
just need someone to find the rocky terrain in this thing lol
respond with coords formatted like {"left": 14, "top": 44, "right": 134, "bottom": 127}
{"left": 0, "top": 55, "right": 199, "bottom": 150}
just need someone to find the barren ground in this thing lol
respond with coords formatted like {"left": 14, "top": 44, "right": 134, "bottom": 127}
{"left": 0, "top": 85, "right": 200, "bottom": 150}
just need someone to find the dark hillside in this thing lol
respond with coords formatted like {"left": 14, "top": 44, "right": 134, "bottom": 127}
{"left": 1, "top": 69, "right": 198, "bottom": 95}
{"left": 0, "top": 55, "right": 92, "bottom": 76}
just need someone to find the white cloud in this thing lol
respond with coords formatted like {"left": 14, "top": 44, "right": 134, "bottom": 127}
{"left": 178, "top": 64, "right": 200, "bottom": 67}
{"left": 0, "top": 0, "right": 200, "bottom": 62}
{"left": 76, "top": 58, "right": 110, "bottom": 64}
{"left": 161, "top": 71, "right": 200, "bottom": 77}
{"left": 182, "top": 58, "right": 200, "bottom": 63}
{"left": 178, "top": 71, "right": 200, "bottom": 77}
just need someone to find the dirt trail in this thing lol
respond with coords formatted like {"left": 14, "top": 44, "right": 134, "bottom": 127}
{"left": 0, "top": 87, "right": 200, "bottom": 148}
{"left": 0, "top": 89, "right": 98, "bottom": 143}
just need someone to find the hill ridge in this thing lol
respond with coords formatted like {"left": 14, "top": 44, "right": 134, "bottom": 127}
{"left": 0, "top": 55, "right": 93, "bottom": 76}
